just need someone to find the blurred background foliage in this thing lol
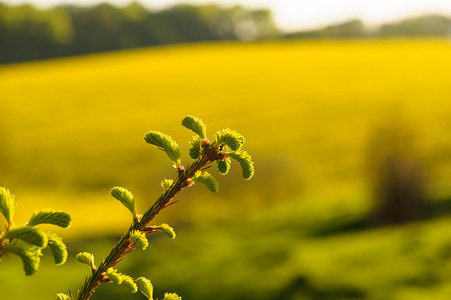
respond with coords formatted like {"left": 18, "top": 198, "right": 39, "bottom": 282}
{"left": 0, "top": 2, "right": 277, "bottom": 63}
{"left": 2, "top": 2, "right": 451, "bottom": 64}
{"left": 2, "top": 1, "right": 451, "bottom": 300}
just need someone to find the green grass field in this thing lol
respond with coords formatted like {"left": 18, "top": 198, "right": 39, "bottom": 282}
{"left": 2, "top": 38, "right": 451, "bottom": 299}
{"left": 2, "top": 198, "right": 451, "bottom": 300}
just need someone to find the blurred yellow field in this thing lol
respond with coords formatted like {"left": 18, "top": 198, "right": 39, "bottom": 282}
{"left": 1, "top": 38, "right": 451, "bottom": 238}
{"left": 3, "top": 38, "right": 451, "bottom": 300}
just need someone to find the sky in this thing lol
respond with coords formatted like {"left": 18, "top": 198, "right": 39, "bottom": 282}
{"left": 4, "top": 0, "right": 451, "bottom": 31}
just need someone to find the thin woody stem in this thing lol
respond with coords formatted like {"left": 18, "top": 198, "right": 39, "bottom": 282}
{"left": 76, "top": 142, "right": 221, "bottom": 300}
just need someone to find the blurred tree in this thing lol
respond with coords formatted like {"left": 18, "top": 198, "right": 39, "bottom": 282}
{"left": 284, "top": 14, "right": 451, "bottom": 40}
{"left": 0, "top": 3, "right": 73, "bottom": 62}
{"left": 285, "top": 19, "right": 366, "bottom": 39}
{"left": 157, "top": 4, "right": 217, "bottom": 42}
{"left": 122, "top": 1, "right": 146, "bottom": 21}
{"left": 0, "top": 2, "right": 276, "bottom": 64}
{"left": 366, "top": 121, "right": 428, "bottom": 225}
{"left": 231, "top": 6, "right": 278, "bottom": 40}
{"left": 67, "top": 3, "right": 127, "bottom": 53}
{"left": 379, "top": 14, "right": 451, "bottom": 36}
{"left": 319, "top": 19, "right": 366, "bottom": 38}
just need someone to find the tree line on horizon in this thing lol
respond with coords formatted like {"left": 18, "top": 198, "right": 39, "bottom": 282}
{"left": 284, "top": 15, "right": 451, "bottom": 39}
{"left": 1, "top": 1, "right": 451, "bottom": 64}
{"left": 0, "top": 2, "right": 277, "bottom": 64}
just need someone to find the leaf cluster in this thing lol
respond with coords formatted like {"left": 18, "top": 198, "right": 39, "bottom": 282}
{"left": 191, "top": 170, "right": 219, "bottom": 192}
{"left": 110, "top": 187, "right": 136, "bottom": 216}
{"left": 0, "top": 187, "right": 71, "bottom": 275}
{"left": 184, "top": 116, "right": 254, "bottom": 181}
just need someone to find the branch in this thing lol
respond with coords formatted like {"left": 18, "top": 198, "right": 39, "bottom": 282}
{"left": 75, "top": 143, "right": 221, "bottom": 300}
{"left": 69, "top": 116, "right": 254, "bottom": 300}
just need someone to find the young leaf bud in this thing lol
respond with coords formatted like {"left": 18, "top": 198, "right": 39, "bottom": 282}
{"left": 188, "top": 136, "right": 202, "bottom": 159}
{"left": 191, "top": 170, "right": 219, "bottom": 192}
{"left": 129, "top": 230, "right": 149, "bottom": 250}
{"left": 227, "top": 151, "right": 254, "bottom": 180}
{"left": 76, "top": 252, "right": 95, "bottom": 269}
{"left": 136, "top": 277, "right": 153, "bottom": 300}
{"left": 56, "top": 293, "right": 72, "bottom": 300}
{"left": 3, "top": 226, "right": 48, "bottom": 248}
{"left": 28, "top": 209, "right": 71, "bottom": 228}
{"left": 47, "top": 232, "right": 68, "bottom": 265}
{"left": 110, "top": 187, "right": 136, "bottom": 216}
{"left": 122, "top": 275, "right": 138, "bottom": 293}
{"left": 182, "top": 115, "right": 207, "bottom": 139}
{"left": 215, "top": 128, "right": 245, "bottom": 151}
{"left": 3, "top": 241, "right": 42, "bottom": 276}
{"left": 144, "top": 131, "right": 181, "bottom": 166}
{"left": 163, "top": 292, "right": 182, "bottom": 300}
{"left": 0, "top": 187, "right": 16, "bottom": 224}
{"left": 216, "top": 159, "right": 231, "bottom": 175}
{"left": 155, "top": 223, "right": 176, "bottom": 239}
{"left": 161, "top": 179, "right": 174, "bottom": 190}
{"left": 106, "top": 268, "right": 124, "bottom": 284}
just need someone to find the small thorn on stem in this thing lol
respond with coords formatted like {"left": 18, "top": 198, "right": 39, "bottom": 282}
{"left": 124, "top": 244, "right": 138, "bottom": 255}
{"left": 115, "top": 256, "right": 126, "bottom": 266}
{"left": 163, "top": 199, "right": 180, "bottom": 209}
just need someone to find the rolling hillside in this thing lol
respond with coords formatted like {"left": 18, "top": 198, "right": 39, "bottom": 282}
{"left": 2, "top": 38, "right": 451, "bottom": 300}
{"left": 1, "top": 39, "right": 451, "bottom": 235}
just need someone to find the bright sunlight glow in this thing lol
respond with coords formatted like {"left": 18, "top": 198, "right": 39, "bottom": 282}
{"left": 3, "top": 0, "right": 451, "bottom": 31}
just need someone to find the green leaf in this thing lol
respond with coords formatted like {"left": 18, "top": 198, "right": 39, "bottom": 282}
{"left": 77, "top": 252, "right": 95, "bottom": 269}
{"left": 0, "top": 187, "right": 16, "bottom": 224}
{"left": 122, "top": 275, "right": 138, "bottom": 293}
{"left": 106, "top": 268, "right": 124, "bottom": 284}
{"left": 106, "top": 269, "right": 137, "bottom": 293}
{"left": 136, "top": 277, "right": 153, "bottom": 300}
{"left": 154, "top": 223, "right": 176, "bottom": 239}
{"left": 129, "top": 230, "right": 149, "bottom": 250}
{"left": 227, "top": 151, "right": 255, "bottom": 180}
{"left": 191, "top": 170, "right": 219, "bottom": 192}
{"left": 110, "top": 187, "right": 135, "bottom": 216}
{"left": 163, "top": 292, "right": 182, "bottom": 300}
{"left": 161, "top": 179, "right": 174, "bottom": 190}
{"left": 3, "top": 226, "right": 48, "bottom": 247}
{"left": 56, "top": 293, "right": 71, "bottom": 300}
{"left": 216, "top": 159, "right": 231, "bottom": 175}
{"left": 144, "top": 131, "right": 181, "bottom": 165}
{"left": 56, "top": 293, "right": 72, "bottom": 300}
{"left": 47, "top": 232, "right": 68, "bottom": 265}
{"left": 181, "top": 115, "right": 207, "bottom": 139}
{"left": 28, "top": 209, "right": 71, "bottom": 228}
{"left": 188, "top": 136, "right": 202, "bottom": 159}
{"left": 4, "top": 241, "right": 42, "bottom": 276}
{"left": 215, "top": 128, "right": 245, "bottom": 151}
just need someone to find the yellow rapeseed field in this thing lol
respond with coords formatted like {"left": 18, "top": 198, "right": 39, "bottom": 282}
{"left": 1, "top": 38, "right": 451, "bottom": 237}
